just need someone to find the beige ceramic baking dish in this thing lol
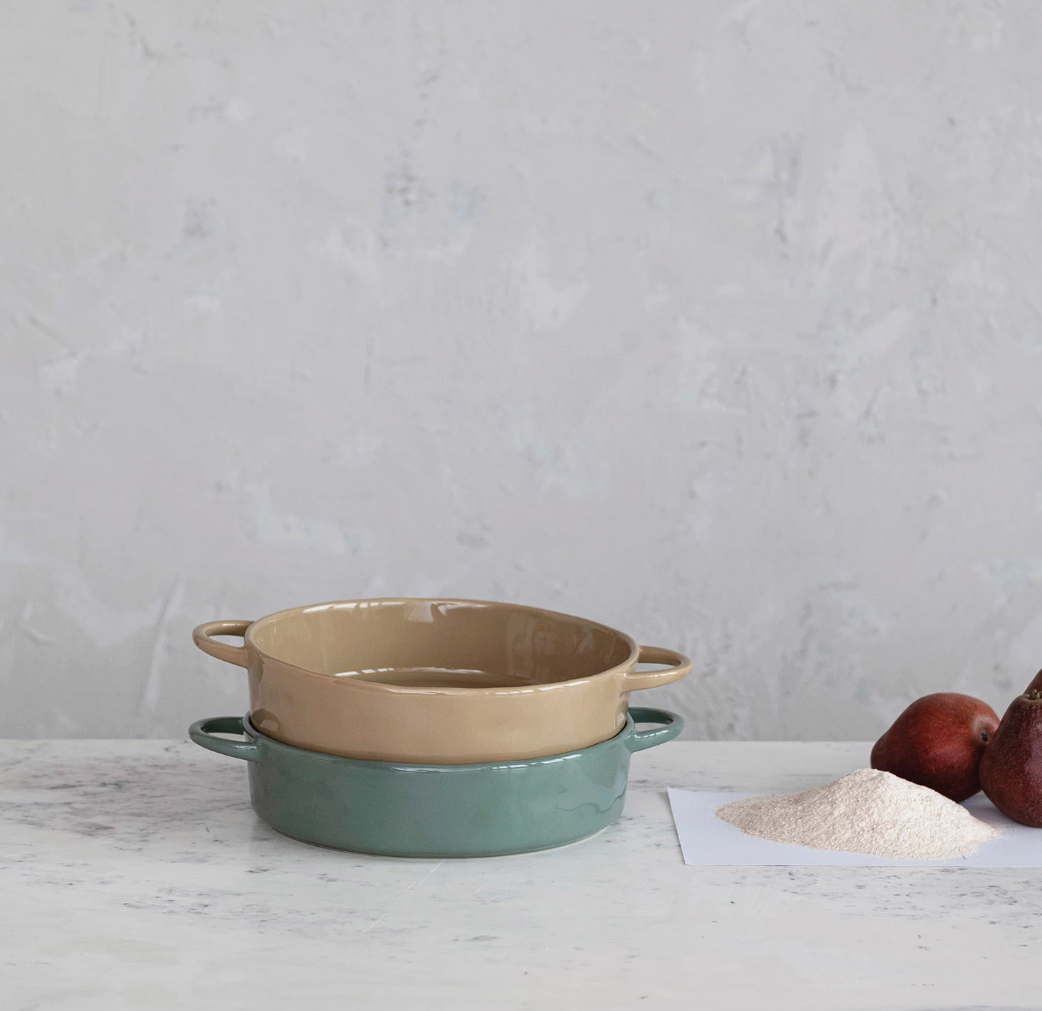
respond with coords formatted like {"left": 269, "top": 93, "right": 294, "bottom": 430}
{"left": 192, "top": 597, "right": 691, "bottom": 764}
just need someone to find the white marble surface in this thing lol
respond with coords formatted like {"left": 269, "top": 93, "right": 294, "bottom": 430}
{"left": 2, "top": 739, "right": 1039, "bottom": 1010}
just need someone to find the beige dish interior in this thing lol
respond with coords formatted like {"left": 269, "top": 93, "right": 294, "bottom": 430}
{"left": 247, "top": 598, "right": 637, "bottom": 690}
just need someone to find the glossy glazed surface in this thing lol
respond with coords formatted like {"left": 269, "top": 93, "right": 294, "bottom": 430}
{"left": 189, "top": 707, "right": 684, "bottom": 857}
{"left": 192, "top": 598, "right": 691, "bottom": 763}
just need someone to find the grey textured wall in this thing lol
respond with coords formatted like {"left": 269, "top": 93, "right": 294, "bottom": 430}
{"left": 3, "top": 2, "right": 1042, "bottom": 740}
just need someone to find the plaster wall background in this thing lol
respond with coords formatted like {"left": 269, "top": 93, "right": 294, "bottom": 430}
{"left": 3, "top": 2, "right": 1042, "bottom": 739}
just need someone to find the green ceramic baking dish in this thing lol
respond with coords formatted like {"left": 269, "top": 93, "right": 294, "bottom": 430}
{"left": 189, "top": 707, "right": 683, "bottom": 857}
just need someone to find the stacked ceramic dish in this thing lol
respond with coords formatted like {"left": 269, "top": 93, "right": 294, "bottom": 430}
{"left": 190, "top": 598, "right": 690, "bottom": 857}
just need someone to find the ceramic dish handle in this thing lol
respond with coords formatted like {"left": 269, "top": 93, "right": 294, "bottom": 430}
{"left": 626, "top": 707, "right": 684, "bottom": 752}
{"left": 620, "top": 645, "right": 692, "bottom": 692}
{"left": 189, "top": 716, "right": 261, "bottom": 762}
{"left": 192, "top": 620, "right": 251, "bottom": 667}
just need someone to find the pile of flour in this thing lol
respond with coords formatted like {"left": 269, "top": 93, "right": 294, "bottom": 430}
{"left": 716, "top": 768, "right": 999, "bottom": 860}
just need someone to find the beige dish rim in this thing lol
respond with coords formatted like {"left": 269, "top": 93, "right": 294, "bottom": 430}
{"left": 227, "top": 596, "right": 642, "bottom": 695}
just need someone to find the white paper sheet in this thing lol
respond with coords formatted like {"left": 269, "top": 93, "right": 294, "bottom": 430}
{"left": 667, "top": 787, "right": 1042, "bottom": 867}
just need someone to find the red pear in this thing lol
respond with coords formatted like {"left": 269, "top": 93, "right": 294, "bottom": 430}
{"left": 870, "top": 692, "right": 999, "bottom": 802}
{"left": 979, "top": 689, "right": 1042, "bottom": 827}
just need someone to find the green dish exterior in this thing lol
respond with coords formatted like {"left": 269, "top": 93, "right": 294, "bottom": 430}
{"left": 189, "top": 707, "right": 683, "bottom": 858}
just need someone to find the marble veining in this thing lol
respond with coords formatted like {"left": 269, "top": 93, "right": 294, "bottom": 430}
{"left": 2, "top": 739, "right": 1040, "bottom": 1010}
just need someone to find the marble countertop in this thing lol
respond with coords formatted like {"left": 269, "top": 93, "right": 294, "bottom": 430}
{"left": 2, "top": 738, "right": 1039, "bottom": 1011}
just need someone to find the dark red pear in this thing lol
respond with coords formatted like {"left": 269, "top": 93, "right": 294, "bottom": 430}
{"left": 870, "top": 692, "right": 999, "bottom": 802}
{"left": 979, "top": 689, "right": 1042, "bottom": 827}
